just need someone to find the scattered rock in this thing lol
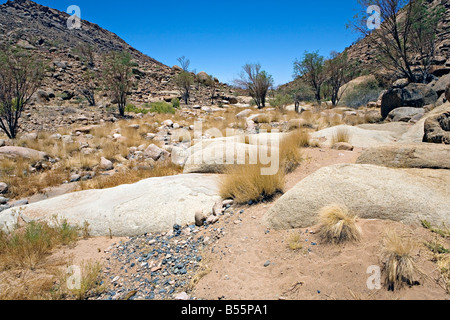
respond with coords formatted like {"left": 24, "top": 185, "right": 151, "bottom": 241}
{"left": 331, "top": 142, "right": 354, "bottom": 151}
{"left": 0, "top": 183, "right": 8, "bottom": 194}
{"left": 144, "top": 144, "right": 170, "bottom": 161}
{"left": 423, "top": 111, "right": 450, "bottom": 144}
{"left": 100, "top": 157, "right": 114, "bottom": 171}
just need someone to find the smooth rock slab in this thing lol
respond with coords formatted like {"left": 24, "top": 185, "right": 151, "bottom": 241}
{"left": 263, "top": 164, "right": 450, "bottom": 230}
{"left": 311, "top": 125, "right": 397, "bottom": 148}
{"left": 0, "top": 146, "right": 48, "bottom": 160}
{"left": 356, "top": 144, "right": 450, "bottom": 169}
{"left": 0, "top": 174, "right": 221, "bottom": 237}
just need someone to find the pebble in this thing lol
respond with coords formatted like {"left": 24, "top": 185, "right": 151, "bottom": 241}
{"left": 97, "top": 220, "right": 223, "bottom": 301}
{"left": 264, "top": 261, "right": 271, "bottom": 267}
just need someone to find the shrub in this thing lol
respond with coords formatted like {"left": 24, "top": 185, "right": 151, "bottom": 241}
{"left": 125, "top": 103, "right": 150, "bottom": 114}
{"left": 149, "top": 101, "right": 176, "bottom": 114}
{"left": 270, "top": 94, "right": 293, "bottom": 112}
{"left": 171, "top": 98, "right": 180, "bottom": 109}
{"left": 381, "top": 231, "right": 417, "bottom": 291}
{"left": 341, "top": 78, "right": 382, "bottom": 109}
{"left": 317, "top": 204, "right": 361, "bottom": 244}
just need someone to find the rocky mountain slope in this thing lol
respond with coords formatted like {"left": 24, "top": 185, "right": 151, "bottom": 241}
{"left": 281, "top": 0, "right": 450, "bottom": 91}
{"left": 0, "top": 0, "right": 235, "bottom": 115}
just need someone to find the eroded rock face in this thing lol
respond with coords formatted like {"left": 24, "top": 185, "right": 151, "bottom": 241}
{"left": 423, "top": 111, "right": 450, "bottom": 144}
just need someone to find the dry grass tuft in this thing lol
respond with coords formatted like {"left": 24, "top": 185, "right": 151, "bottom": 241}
{"left": 220, "top": 162, "right": 285, "bottom": 205}
{"left": 279, "top": 131, "right": 303, "bottom": 173}
{"left": 381, "top": 231, "right": 417, "bottom": 291}
{"left": 317, "top": 204, "right": 361, "bottom": 245}
{"left": 332, "top": 127, "right": 350, "bottom": 145}
{"left": 78, "top": 160, "right": 183, "bottom": 190}
{"left": 287, "top": 233, "right": 304, "bottom": 251}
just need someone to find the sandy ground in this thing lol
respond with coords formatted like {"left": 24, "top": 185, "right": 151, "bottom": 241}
{"left": 49, "top": 147, "right": 449, "bottom": 300}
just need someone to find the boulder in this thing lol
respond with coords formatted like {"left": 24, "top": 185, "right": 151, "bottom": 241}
{"left": 381, "top": 84, "right": 438, "bottom": 118}
{"left": 236, "top": 109, "right": 253, "bottom": 118}
{"left": 144, "top": 144, "right": 170, "bottom": 161}
{"left": 0, "top": 146, "right": 48, "bottom": 160}
{"left": 0, "top": 174, "right": 222, "bottom": 237}
{"left": 398, "top": 103, "right": 450, "bottom": 143}
{"left": 100, "top": 157, "right": 114, "bottom": 171}
{"left": 381, "top": 88, "right": 404, "bottom": 118}
{"left": 423, "top": 111, "right": 450, "bottom": 144}
{"left": 446, "top": 83, "right": 450, "bottom": 102}
{"left": 197, "top": 71, "right": 210, "bottom": 83}
{"left": 392, "top": 78, "right": 409, "bottom": 89}
{"left": 432, "top": 74, "right": 450, "bottom": 96}
{"left": 386, "top": 107, "right": 425, "bottom": 122}
{"left": 402, "top": 83, "right": 438, "bottom": 108}
{"left": 263, "top": 164, "right": 450, "bottom": 230}
{"left": 0, "top": 183, "right": 8, "bottom": 194}
{"left": 356, "top": 144, "right": 450, "bottom": 169}
{"left": 310, "top": 125, "right": 397, "bottom": 148}
{"left": 183, "top": 138, "right": 276, "bottom": 174}
{"left": 331, "top": 142, "right": 354, "bottom": 151}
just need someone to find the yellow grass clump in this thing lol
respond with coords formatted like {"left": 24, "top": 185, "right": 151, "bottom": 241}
{"left": 332, "top": 127, "right": 350, "bottom": 145}
{"left": 381, "top": 231, "right": 417, "bottom": 291}
{"left": 220, "top": 162, "right": 285, "bottom": 205}
{"left": 317, "top": 204, "right": 361, "bottom": 245}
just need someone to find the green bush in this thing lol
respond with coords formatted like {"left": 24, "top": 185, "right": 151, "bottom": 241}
{"left": 149, "top": 101, "right": 176, "bottom": 114}
{"left": 125, "top": 103, "right": 150, "bottom": 114}
{"left": 269, "top": 94, "right": 293, "bottom": 111}
{"left": 171, "top": 98, "right": 180, "bottom": 109}
{"left": 341, "top": 79, "right": 382, "bottom": 109}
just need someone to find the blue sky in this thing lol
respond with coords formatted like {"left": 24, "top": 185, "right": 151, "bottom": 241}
{"left": 4, "top": 0, "right": 363, "bottom": 86}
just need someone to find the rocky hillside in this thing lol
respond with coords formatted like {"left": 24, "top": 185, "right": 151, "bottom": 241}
{"left": 345, "top": 0, "right": 450, "bottom": 77}
{"left": 281, "top": 0, "right": 450, "bottom": 91}
{"left": 0, "top": 0, "right": 236, "bottom": 111}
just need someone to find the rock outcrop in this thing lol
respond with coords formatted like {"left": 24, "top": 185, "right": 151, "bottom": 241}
{"left": 263, "top": 164, "right": 450, "bottom": 230}
{"left": 0, "top": 174, "right": 222, "bottom": 236}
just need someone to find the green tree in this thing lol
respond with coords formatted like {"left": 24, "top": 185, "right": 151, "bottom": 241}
{"left": 103, "top": 51, "right": 136, "bottom": 117}
{"left": 0, "top": 46, "right": 45, "bottom": 139}
{"left": 293, "top": 51, "right": 326, "bottom": 105}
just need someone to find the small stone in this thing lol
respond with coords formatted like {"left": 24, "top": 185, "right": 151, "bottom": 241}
{"left": 0, "top": 182, "right": 8, "bottom": 194}
{"left": 264, "top": 261, "right": 271, "bottom": 267}
{"left": 206, "top": 215, "right": 219, "bottom": 225}
{"left": 100, "top": 157, "right": 114, "bottom": 171}
{"left": 174, "top": 292, "right": 190, "bottom": 300}
{"left": 195, "top": 210, "right": 208, "bottom": 226}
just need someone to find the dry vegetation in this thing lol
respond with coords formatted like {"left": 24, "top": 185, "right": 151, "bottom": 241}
{"left": 0, "top": 218, "right": 103, "bottom": 300}
{"left": 317, "top": 204, "right": 361, "bottom": 245}
{"left": 381, "top": 231, "right": 417, "bottom": 291}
